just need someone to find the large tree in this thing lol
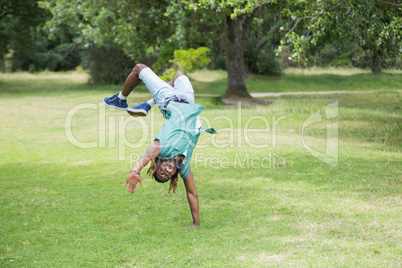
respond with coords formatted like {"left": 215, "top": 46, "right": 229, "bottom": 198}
{"left": 283, "top": 0, "right": 402, "bottom": 72}
{"left": 184, "top": 0, "right": 276, "bottom": 99}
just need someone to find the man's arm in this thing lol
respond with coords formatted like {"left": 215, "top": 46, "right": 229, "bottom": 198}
{"left": 183, "top": 171, "right": 199, "bottom": 229}
{"left": 125, "top": 140, "right": 160, "bottom": 193}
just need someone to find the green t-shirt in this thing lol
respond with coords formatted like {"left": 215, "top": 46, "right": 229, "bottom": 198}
{"left": 154, "top": 102, "right": 216, "bottom": 179}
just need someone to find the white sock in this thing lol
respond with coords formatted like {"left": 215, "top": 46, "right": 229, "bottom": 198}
{"left": 146, "top": 99, "right": 155, "bottom": 107}
{"left": 118, "top": 92, "right": 127, "bottom": 100}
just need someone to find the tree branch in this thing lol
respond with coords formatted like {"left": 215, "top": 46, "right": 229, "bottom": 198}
{"left": 242, "top": 5, "right": 263, "bottom": 39}
{"left": 287, "top": 0, "right": 347, "bottom": 36}
{"left": 255, "top": 39, "right": 269, "bottom": 53}
{"left": 177, "top": 0, "right": 183, "bottom": 11}
{"left": 376, "top": 0, "right": 402, "bottom": 8}
{"left": 254, "top": 23, "right": 279, "bottom": 53}
{"left": 251, "top": 0, "right": 271, "bottom": 10}
{"left": 195, "top": 21, "right": 215, "bottom": 32}
{"left": 328, "top": 0, "right": 348, "bottom": 11}
{"left": 287, "top": 16, "right": 316, "bottom": 35}
{"left": 69, "top": 40, "right": 83, "bottom": 53}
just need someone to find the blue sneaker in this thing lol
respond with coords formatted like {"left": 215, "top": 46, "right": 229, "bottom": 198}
{"left": 103, "top": 94, "right": 128, "bottom": 110}
{"left": 127, "top": 102, "right": 151, "bottom": 117}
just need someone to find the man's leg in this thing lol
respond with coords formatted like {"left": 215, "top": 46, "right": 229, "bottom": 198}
{"left": 127, "top": 70, "right": 196, "bottom": 117}
{"left": 104, "top": 64, "right": 156, "bottom": 111}
{"left": 128, "top": 72, "right": 187, "bottom": 116}
{"left": 127, "top": 66, "right": 176, "bottom": 117}
{"left": 171, "top": 72, "right": 195, "bottom": 104}
{"left": 121, "top": 64, "right": 147, "bottom": 97}
{"left": 169, "top": 72, "right": 200, "bottom": 133}
{"left": 168, "top": 72, "right": 185, "bottom": 87}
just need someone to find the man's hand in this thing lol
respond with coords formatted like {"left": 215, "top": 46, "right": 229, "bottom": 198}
{"left": 183, "top": 224, "right": 199, "bottom": 230}
{"left": 124, "top": 172, "right": 142, "bottom": 193}
{"left": 124, "top": 140, "right": 159, "bottom": 194}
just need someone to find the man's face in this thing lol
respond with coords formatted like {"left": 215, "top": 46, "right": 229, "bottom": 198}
{"left": 156, "top": 160, "right": 177, "bottom": 182}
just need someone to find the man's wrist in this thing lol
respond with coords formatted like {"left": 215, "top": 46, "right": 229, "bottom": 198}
{"left": 130, "top": 169, "right": 140, "bottom": 175}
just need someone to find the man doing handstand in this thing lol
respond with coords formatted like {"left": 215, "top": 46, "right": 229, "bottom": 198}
{"left": 103, "top": 64, "right": 215, "bottom": 229}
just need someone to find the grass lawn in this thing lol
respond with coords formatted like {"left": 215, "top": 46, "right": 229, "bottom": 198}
{"left": 0, "top": 70, "right": 401, "bottom": 267}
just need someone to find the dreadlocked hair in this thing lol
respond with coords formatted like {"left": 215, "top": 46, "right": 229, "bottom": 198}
{"left": 147, "top": 157, "right": 180, "bottom": 193}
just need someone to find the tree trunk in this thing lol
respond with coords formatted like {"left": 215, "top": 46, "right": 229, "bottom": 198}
{"left": 372, "top": 54, "right": 381, "bottom": 73}
{"left": 221, "top": 15, "right": 252, "bottom": 99}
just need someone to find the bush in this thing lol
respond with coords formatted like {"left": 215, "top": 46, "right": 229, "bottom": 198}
{"left": 243, "top": 38, "right": 281, "bottom": 75}
{"left": 53, "top": 43, "right": 82, "bottom": 71}
{"left": 330, "top": 51, "right": 353, "bottom": 67}
{"left": 157, "top": 47, "right": 211, "bottom": 81}
{"left": 172, "top": 47, "right": 211, "bottom": 73}
{"left": 46, "top": 51, "right": 64, "bottom": 71}
{"left": 12, "top": 42, "right": 83, "bottom": 72}
{"left": 153, "top": 41, "right": 175, "bottom": 74}
{"left": 89, "top": 45, "right": 133, "bottom": 84}
{"left": 159, "top": 68, "right": 177, "bottom": 82}
{"left": 278, "top": 46, "right": 300, "bottom": 69}
{"left": 31, "top": 51, "right": 62, "bottom": 71}
{"left": 28, "top": 64, "right": 36, "bottom": 73}
{"left": 256, "top": 47, "right": 281, "bottom": 75}
{"left": 75, "top": 66, "right": 84, "bottom": 73}
{"left": 318, "top": 44, "right": 338, "bottom": 66}
{"left": 214, "top": 54, "right": 227, "bottom": 70}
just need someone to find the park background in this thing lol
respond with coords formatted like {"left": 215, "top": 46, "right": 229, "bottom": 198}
{"left": 1, "top": 0, "right": 401, "bottom": 267}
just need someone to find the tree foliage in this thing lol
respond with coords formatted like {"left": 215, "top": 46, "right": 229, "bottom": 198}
{"left": 159, "top": 47, "right": 211, "bottom": 81}
{"left": 282, "top": 0, "right": 402, "bottom": 72}
{"left": 0, "top": 0, "right": 50, "bottom": 71}
{"left": 6, "top": 0, "right": 400, "bottom": 84}
{"left": 173, "top": 47, "right": 211, "bottom": 73}
{"left": 39, "top": 0, "right": 176, "bottom": 60}
{"left": 244, "top": 4, "right": 284, "bottom": 75}
{"left": 89, "top": 45, "right": 133, "bottom": 84}
{"left": 40, "top": 0, "right": 276, "bottom": 95}
{"left": 0, "top": 0, "right": 49, "bottom": 52}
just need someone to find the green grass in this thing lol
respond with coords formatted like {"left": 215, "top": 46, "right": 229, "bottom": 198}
{"left": 1, "top": 68, "right": 401, "bottom": 98}
{"left": 0, "top": 70, "right": 401, "bottom": 267}
{"left": 189, "top": 69, "right": 402, "bottom": 95}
